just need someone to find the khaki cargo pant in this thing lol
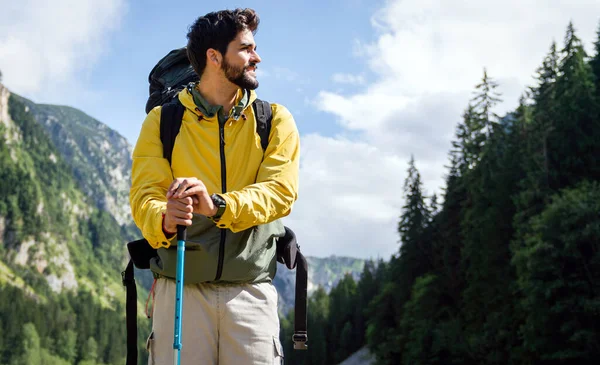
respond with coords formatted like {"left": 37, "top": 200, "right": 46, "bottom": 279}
{"left": 146, "top": 278, "right": 284, "bottom": 365}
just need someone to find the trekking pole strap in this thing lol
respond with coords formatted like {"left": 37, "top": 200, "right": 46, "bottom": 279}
{"left": 122, "top": 260, "right": 138, "bottom": 365}
{"left": 293, "top": 252, "right": 308, "bottom": 350}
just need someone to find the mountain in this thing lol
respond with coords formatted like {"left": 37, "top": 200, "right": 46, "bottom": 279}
{"left": 14, "top": 95, "right": 134, "bottom": 227}
{"left": 274, "top": 256, "right": 366, "bottom": 314}
{"left": 0, "top": 83, "right": 145, "bottom": 365}
{"left": 0, "top": 82, "right": 369, "bottom": 364}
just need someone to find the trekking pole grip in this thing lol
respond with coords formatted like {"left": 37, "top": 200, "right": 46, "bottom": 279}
{"left": 177, "top": 225, "right": 187, "bottom": 241}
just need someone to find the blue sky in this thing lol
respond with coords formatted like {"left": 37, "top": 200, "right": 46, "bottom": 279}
{"left": 2, "top": 0, "right": 600, "bottom": 260}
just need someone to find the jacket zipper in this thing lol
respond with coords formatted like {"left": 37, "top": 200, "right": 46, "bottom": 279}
{"left": 215, "top": 119, "right": 227, "bottom": 281}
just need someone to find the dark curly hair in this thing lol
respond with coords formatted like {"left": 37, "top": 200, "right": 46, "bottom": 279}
{"left": 186, "top": 8, "right": 260, "bottom": 77}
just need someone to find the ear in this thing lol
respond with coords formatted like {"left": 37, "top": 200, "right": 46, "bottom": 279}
{"left": 206, "top": 49, "right": 221, "bottom": 67}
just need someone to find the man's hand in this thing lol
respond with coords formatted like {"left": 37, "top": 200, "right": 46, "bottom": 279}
{"left": 163, "top": 196, "right": 195, "bottom": 233}
{"left": 163, "top": 178, "right": 218, "bottom": 232}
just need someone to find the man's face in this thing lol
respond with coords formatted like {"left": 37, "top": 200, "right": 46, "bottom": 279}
{"left": 221, "top": 29, "right": 261, "bottom": 90}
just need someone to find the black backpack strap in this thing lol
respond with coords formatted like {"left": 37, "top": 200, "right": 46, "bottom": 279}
{"left": 160, "top": 100, "right": 186, "bottom": 164}
{"left": 278, "top": 227, "right": 308, "bottom": 350}
{"left": 122, "top": 260, "right": 138, "bottom": 365}
{"left": 252, "top": 99, "right": 273, "bottom": 152}
{"left": 294, "top": 251, "right": 308, "bottom": 350}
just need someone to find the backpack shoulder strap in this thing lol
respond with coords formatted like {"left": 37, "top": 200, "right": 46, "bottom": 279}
{"left": 122, "top": 260, "right": 138, "bottom": 365}
{"left": 252, "top": 99, "right": 273, "bottom": 152}
{"left": 294, "top": 250, "right": 308, "bottom": 350}
{"left": 160, "top": 99, "right": 186, "bottom": 164}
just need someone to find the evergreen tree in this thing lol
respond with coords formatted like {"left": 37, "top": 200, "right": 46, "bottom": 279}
{"left": 14, "top": 323, "right": 42, "bottom": 365}
{"left": 512, "top": 43, "right": 559, "bottom": 291}
{"left": 81, "top": 337, "right": 98, "bottom": 363}
{"left": 472, "top": 68, "right": 502, "bottom": 136}
{"left": 399, "top": 274, "right": 442, "bottom": 365}
{"left": 590, "top": 20, "right": 600, "bottom": 98}
{"left": 429, "top": 193, "right": 439, "bottom": 218}
{"left": 515, "top": 181, "right": 600, "bottom": 363}
{"left": 459, "top": 69, "right": 528, "bottom": 364}
{"left": 453, "top": 104, "right": 483, "bottom": 171}
{"left": 55, "top": 330, "right": 77, "bottom": 364}
{"left": 438, "top": 153, "right": 466, "bottom": 306}
{"left": 399, "top": 155, "right": 430, "bottom": 242}
{"left": 354, "top": 260, "right": 378, "bottom": 347}
{"left": 549, "top": 22, "right": 599, "bottom": 190}
{"left": 366, "top": 272, "right": 402, "bottom": 364}
{"left": 368, "top": 156, "right": 434, "bottom": 364}
{"left": 327, "top": 273, "right": 358, "bottom": 363}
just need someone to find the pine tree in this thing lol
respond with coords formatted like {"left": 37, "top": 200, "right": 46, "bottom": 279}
{"left": 14, "top": 323, "right": 42, "bottom": 365}
{"left": 399, "top": 274, "right": 441, "bottom": 365}
{"left": 398, "top": 155, "right": 430, "bottom": 250}
{"left": 590, "top": 20, "right": 600, "bottom": 98}
{"left": 327, "top": 274, "right": 358, "bottom": 363}
{"left": 472, "top": 68, "right": 502, "bottom": 137}
{"left": 513, "top": 43, "right": 559, "bottom": 288}
{"left": 55, "top": 330, "right": 77, "bottom": 363}
{"left": 354, "top": 260, "right": 378, "bottom": 347}
{"left": 366, "top": 271, "right": 403, "bottom": 364}
{"left": 524, "top": 40, "right": 557, "bottom": 188}
{"left": 515, "top": 181, "right": 600, "bottom": 363}
{"left": 80, "top": 337, "right": 98, "bottom": 363}
{"left": 429, "top": 193, "right": 439, "bottom": 218}
{"left": 549, "top": 22, "right": 599, "bottom": 190}
{"left": 458, "top": 69, "right": 531, "bottom": 364}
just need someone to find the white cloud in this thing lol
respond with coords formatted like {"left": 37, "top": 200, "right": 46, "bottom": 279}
{"left": 0, "top": 0, "right": 126, "bottom": 101}
{"left": 287, "top": 0, "right": 600, "bottom": 260}
{"left": 283, "top": 133, "right": 408, "bottom": 260}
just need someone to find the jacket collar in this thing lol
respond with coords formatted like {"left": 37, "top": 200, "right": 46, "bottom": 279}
{"left": 179, "top": 82, "right": 257, "bottom": 122}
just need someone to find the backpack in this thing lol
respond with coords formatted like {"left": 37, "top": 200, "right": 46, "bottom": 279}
{"left": 122, "top": 47, "right": 308, "bottom": 365}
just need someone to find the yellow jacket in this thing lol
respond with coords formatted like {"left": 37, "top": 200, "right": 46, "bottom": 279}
{"left": 130, "top": 87, "right": 300, "bottom": 250}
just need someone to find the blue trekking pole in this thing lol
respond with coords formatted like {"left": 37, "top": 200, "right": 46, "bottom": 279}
{"left": 173, "top": 225, "right": 186, "bottom": 365}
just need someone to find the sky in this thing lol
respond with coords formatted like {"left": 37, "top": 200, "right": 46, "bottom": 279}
{"left": 1, "top": 0, "right": 600, "bottom": 261}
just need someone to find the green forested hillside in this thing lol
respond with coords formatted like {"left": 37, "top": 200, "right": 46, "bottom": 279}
{"left": 281, "top": 21, "right": 600, "bottom": 365}
{"left": 12, "top": 95, "right": 134, "bottom": 227}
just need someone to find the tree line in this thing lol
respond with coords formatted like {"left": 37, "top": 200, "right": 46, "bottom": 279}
{"left": 281, "top": 20, "right": 600, "bottom": 365}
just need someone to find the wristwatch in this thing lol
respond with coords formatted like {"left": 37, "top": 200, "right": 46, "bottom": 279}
{"left": 210, "top": 194, "right": 226, "bottom": 221}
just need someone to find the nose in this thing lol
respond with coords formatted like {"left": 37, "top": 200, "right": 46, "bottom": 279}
{"left": 251, "top": 49, "right": 261, "bottom": 64}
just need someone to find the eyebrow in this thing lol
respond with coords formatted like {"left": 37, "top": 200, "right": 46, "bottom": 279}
{"left": 240, "top": 42, "right": 256, "bottom": 48}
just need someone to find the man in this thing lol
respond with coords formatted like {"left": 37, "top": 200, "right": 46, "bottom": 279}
{"left": 129, "top": 8, "right": 300, "bottom": 364}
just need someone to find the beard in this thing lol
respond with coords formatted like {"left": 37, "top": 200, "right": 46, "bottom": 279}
{"left": 222, "top": 58, "right": 259, "bottom": 90}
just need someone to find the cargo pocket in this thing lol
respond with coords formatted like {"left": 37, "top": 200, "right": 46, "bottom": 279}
{"left": 273, "top": 336, "right": 284, "bottom": 365}
{"left": 146, "top": 331, "right": 155, "bottom": 365}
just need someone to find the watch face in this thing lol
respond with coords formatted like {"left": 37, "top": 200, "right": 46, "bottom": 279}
{"left": 211, "top": 194, "right": 226, "bottom": 220}
{"left": 211, "top": 194, "right": 226, "bottom": 207}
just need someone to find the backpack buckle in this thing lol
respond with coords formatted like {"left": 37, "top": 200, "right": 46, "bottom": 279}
{"left": 292, "top": 333, "right": 308, "bottom": 350}
{"left": 121, "top": 270, "right": 134, "bottom": 286}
